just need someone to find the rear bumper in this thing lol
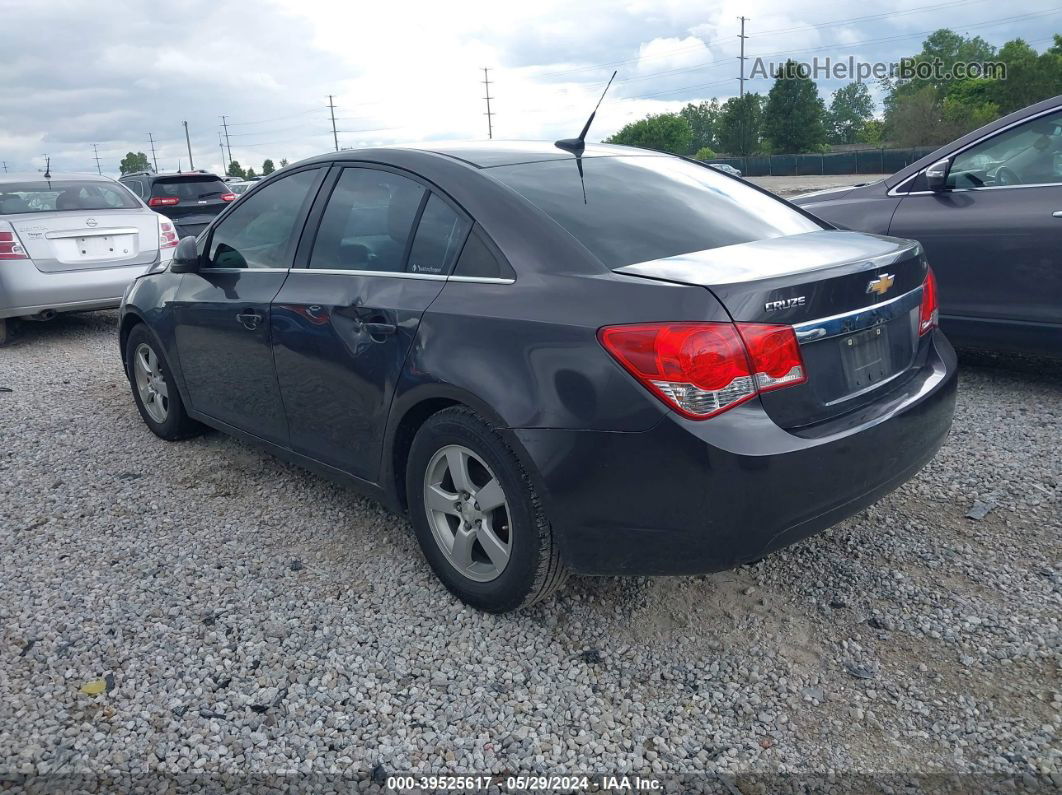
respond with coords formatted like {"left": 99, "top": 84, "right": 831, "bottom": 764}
{"left": 0, "top": 258, "right": 156, "bottom": 319}
{"left": 513, "top": 331, "right": 958, "bottom": 576}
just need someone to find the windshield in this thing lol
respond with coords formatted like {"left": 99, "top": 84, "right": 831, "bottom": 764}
{"left": 487, "top": 155, "right": 823, "bottom": 268}
{"left": 151, "top": 176, "right": 231, "bottom": 201}
{"left": 0, "top": 180, "right": 140, "bottom": 214}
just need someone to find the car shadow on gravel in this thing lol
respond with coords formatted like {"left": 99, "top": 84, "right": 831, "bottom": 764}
{"left": 2, "top": 310, "right": 120, "bottom": 348}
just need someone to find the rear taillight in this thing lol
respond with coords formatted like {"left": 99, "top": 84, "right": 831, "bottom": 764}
{"left": 148, "top": 197, "right": 180, "bottom": 207}
{"left": 919, "top": 268, "right": 939, "bottom": 336}
{"left": 0, "top": 228, "right": 28, "bottom": 260}
{"left": 158, "top": 218, "right": 178, "bottom": 250}
{"left": 598, "top": 321, "right": 806, "bottom": 420}
{"left": 220, "top": 193, "right": 236, "bottom": 202}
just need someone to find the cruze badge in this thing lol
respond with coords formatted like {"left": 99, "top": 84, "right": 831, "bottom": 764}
{"left": 866, "top": 273, "right": 895, "bottom": 296}
{"left": 765, "top": 296, "right": 805, "bottom": 312}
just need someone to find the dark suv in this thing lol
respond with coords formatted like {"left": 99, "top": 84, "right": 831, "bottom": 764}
{"left": 119, "top": 171, "right": 235, "bottom": 238}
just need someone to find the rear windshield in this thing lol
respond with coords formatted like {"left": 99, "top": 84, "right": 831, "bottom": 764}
{"left": 0, "top": 180, "right": 140, "bottom": 214}
{"left": 487, "top": 155, "right": 823, "bottom": 268}
{"left": 151, "top": 176, "right": 230, "bottom": 201}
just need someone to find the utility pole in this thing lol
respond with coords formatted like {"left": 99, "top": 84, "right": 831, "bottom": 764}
{"left": 218, "top": 133, "right": 227, "bottom": 176}
{"left": 737, "top": 16, "right": 749, "bottom": 159}
{"left": 482, "top": 68, "right": 494, "bottom": 139}
{"left": 327, "top": 96, "right": 339, "bottom": 152}
{"left": 219, "top": 115, "right": 233, "bottom": 165}
{"left": 92, "top": 144, "right": 102, "bottom": 175}
{"left": 147, "top": 132, "right": 159, "bottom": 172}
{"left": 737, "top": 16, "right": 748, "bottom": 100}
{"left": 182, "top": 121, "right": 195, "bottom": 170}
{"left": 1, "top": 161, "right": 7, "bottom": 173}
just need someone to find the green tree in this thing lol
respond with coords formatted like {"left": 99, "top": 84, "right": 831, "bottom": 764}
{"left": 226, "top": 160, "right": 246, "bottom": 179}
{"left": 693, "top": 146, "right": 716, "bottom": 161}
{"left": 679, "top": 100, "right": 721, "bottom": 154}
{"left": 119, "top": 152, "right": 151, "bottom": 174}
{"left": 989, "top": 38, "right": 1062, "bottom": 114}
{"left": 245, "top": 168, "right": 257, "bottom": 179}
{"left": 605, "top": 113, "right": 693, "bottom": 154}
{"left": 856, "top": 119, "right": 886, "bottom": 146}
{"left": 827, "top": 82, "right": 875, "bottom": 144}
{"left": 261, "top": 159, "right": 275, "bottom": 175}
{"left": 762, "top": 60, "right": 827, "bottom": 153}
{"left": 716, "top": 94, "right": 764, "bottom": 155}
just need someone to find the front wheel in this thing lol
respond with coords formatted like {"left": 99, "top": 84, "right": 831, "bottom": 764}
{"left": 125, "top": 324, "right": 203, "bottom": 441}
{"left": 406, "top": 407, "right": 566, "bottom": 612}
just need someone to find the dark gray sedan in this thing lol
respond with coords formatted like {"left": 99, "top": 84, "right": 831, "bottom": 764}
{"left": 793, "top": 95, "right": 1062, "bottom": 357}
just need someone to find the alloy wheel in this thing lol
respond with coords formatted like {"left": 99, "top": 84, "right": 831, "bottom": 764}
{"left": 133, "top": 342, "right": 169, "bottom": 424}
{"left": 422, "top": 444, "right": 512, "bottom": 582}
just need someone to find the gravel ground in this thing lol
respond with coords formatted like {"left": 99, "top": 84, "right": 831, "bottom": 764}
{"left": 1, "top": 311, "right": 1059, "bottom": 790}
{"left": 746, "top": 174, "right": 887, "bottom": 198}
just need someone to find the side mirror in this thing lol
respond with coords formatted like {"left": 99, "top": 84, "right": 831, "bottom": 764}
{"left": 169, "top": 236, "right": 200, "bottom": 273}
{"left": 925, "top": 158, "right": 951, "bottom": 191}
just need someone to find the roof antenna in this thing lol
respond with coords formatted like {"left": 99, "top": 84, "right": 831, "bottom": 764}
{"left": 43, "top": 155, "right": 51, "bottom": 180}
{"left": 555, "top": 70, "right": 617, "bottom": 154}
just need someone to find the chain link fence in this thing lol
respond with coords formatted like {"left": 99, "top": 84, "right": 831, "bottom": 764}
{"left": 707, "top": 146, "right": 938, "bottom": 176}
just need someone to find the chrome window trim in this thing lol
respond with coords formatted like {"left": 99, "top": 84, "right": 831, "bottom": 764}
{"left": 448, "top": 275, "right": 516, "bottom": 285}
{"left": 889, "top": 180, "right": 1062, "bottom": 197}
{"left": 793, "top": 286, "right": 923, "bottom": 343}
{"left": 888, "top": 104, "right": 1062, "bottom": 198}
{"left": 197, "top": 267, "right": 293, "bottom": 273}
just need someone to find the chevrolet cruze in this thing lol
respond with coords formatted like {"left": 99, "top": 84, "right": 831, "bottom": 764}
{"left": 119, "top": 142, "right": 957, "bottom": 612}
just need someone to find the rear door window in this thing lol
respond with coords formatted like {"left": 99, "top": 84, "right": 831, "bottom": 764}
{"left": 452, "top": 227, "right": 516, "bottom": 280}
{"left": 406, "top": 194, "right": 471, "bottom": 276}
{"left": 487, "top": 155, "right": 822, "bottom": 268}
{"left": 308, "top": 167, "right": 426, "bottom": 272}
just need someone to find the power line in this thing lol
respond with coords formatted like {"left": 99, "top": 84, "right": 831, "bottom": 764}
{"left": 147, "top": 132, "right": 159, "bottom": 172}
{"left": 220, "top": 115, "right": 233, "bottom": 165}
{"left": 92, "top": 144, "right": 102, "bottom": 175}
{"left": 482, "top": 68, "right": 495, "bottom": 139}
{"left": 327, "top": 95, "right": 339, "bottom": 152}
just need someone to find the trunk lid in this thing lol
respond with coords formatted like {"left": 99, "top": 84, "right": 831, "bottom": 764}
{"left": 10, "top": 210, "right": 159, "bottom": 273}
{"left": 614, "top": 230, "right": 929, "bottom": 429}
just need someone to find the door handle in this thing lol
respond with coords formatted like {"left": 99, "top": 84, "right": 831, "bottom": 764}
{"left": 363, "top": 321, "right": 397, "bottom": 339}
{"left": 236, "top": 309, "right": 263, "bottom": 330}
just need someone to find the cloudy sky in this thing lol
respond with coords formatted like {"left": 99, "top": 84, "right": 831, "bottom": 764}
{"left": 1, "top": 0, "right": 1057, "bottom": 176}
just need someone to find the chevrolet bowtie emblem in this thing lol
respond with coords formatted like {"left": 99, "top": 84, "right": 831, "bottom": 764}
{"left": 866, "top": 273, "right": 895, "bottom": 296}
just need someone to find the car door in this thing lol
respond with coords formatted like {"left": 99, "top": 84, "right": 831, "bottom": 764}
{"left": 270, "top": 165, "right": 472, "bottom": 481}
{"left": 888, "top": 107, "right": 1062, "bottom": 342}
{"left": 173, "top": 166, "right": 325, "bottom": 445}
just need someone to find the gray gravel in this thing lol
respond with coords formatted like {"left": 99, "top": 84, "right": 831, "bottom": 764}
{"left": 0, "top": 311, "right": 1059, "bottom": 785}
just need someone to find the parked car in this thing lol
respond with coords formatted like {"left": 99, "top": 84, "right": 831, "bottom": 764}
{"left": 708, "top": 162, "right": 743, "bottom": 178}
{"left": 119, "top": 142, "right": 956, "bottom": 612}
{"left": 228, "top": 181, "right": 253, "bottom": 196}
{"left": 118, "top": 171, "right": 235, "bottom": 239}
{"left": 793, "top": 95, "right": 1062, "bottom": 356}
{"left": 0, "top": 172, "right": 177, "bottom": 345}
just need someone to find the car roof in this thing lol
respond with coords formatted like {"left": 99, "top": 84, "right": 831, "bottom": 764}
{"left": 311, "top": 140, "right": 667, "bottom": 169}
{"left": 0, "top": 172, "right": 117, "bottom": 184}
{"left": 120, "top": 171, "right": 223, "bottom": 181}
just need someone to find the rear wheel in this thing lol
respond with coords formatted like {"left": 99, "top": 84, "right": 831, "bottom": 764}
{"left": 406, "top": 407, "right": 566, "bottom": 612}
{"left": 0, "top": 318, "right": 9, "bottom": 346}
{"left": 125, "top": 324, "right": 202, "bottom": 441}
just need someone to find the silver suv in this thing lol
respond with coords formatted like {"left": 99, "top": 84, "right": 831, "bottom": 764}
{"left": 0, "top": 172, "right": 176, "bottom": 344}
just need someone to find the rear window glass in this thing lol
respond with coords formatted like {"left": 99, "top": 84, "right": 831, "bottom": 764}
{"left": 0, "top": 180, "right": 140, "bottom": 214}
{"left": 151, "top": 177, "right": 230, "bottom": 201}
{"left": 487, "top": 156, "right": 823, "bottom": 268}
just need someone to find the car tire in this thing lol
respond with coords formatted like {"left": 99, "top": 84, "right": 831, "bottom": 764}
{"left": 0, "top": 318, "right": 8, "bottom": 346}
{"left": 125, "top": 324, "right": 203, "bottom": 441}
{"left": 406, "top": 406, "right": 567, "bottom": 612}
